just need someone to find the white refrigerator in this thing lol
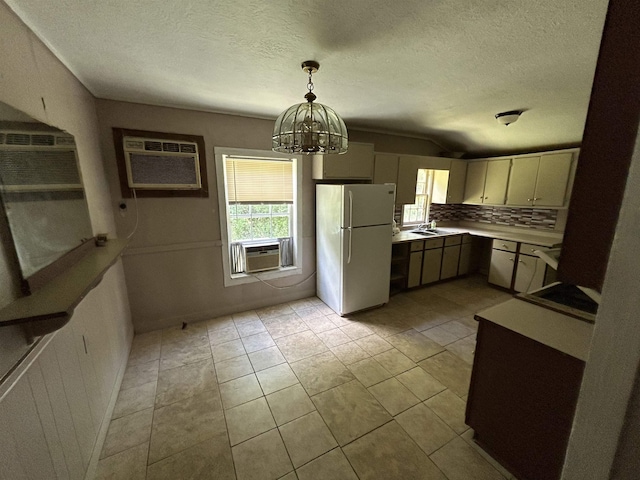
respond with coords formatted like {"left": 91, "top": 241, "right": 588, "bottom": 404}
{"left": 316, "top": 184, "right": 395, "bottom": 315}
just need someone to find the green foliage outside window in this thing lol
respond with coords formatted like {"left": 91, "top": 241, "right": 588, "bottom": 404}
{"left": 229, "top": 203, "right": 291, "bottom": 242}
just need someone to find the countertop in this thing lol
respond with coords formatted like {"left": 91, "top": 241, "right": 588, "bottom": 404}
{"left": 392, "top": 226, "right": 563, "bottom": 247}
{"left": 475, "top": 298, "right": 593, "bottom": 361}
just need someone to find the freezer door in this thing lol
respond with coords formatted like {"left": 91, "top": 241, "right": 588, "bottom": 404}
{"left": 342, "top": 184, "right": 395, "bottom": 228}
{"left": 341, "top": 224, "right": 392, "bottom": 314}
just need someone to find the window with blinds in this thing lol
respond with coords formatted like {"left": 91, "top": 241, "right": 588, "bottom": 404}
{"left": 225, "top": 157, "right": 293, "bottom": 204}
{"left": 221, "top": 154, "right": 297, "bottom": 275}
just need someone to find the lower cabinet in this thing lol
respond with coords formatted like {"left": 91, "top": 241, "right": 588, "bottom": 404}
{"left": 398, "top": 234, "right": 476, "bottom": 289}
{"left": 407, "top": 249, "right": 424, "bottom": 288}
{"left": 489, "top": 240, "right": 554, "bottom": 292}
{"left": 422, "top": 247, "right": 443, "bottom": 284}
{"left": 466, "top": 318, "right": 585, "bottom": 480}
{"left": 441, "top": 245, "right": 461, "bottom": 279}
{"left": 488, "top": 248, "right": 516, "bottom": 289}
{"left": 513, "top": 254, "right": 546, "bottom": 293}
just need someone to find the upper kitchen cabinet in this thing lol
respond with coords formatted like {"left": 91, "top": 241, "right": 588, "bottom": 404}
{"left": 373, "top": 153, "right": 400, "bottom": 185}
{"left": 432, "top": 159, "right": 467, "bottom": 204}
{"left": 463, "top": 159, "right": 510, "bottom": 205}
{"left": 312, "top": 142, "right": 374, "bottom": 180}
{"left": 506, "top": 151, "right": 576, "bottom": 207}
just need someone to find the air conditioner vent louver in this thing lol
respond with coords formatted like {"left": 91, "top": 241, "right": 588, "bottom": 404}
{"left": 144, "top": 141, "right": 162, "bottom": 151}
{"left": 163, "top": 142, "right": 180, "bottom": 152}
{"left": 122, "top": 135, "right": 201, "bottom": 190}
{"left": 56, "top": 136, "right": 75, "bottom": 146}
{"left": 30, "top": 135, "right": 55, "bottom": 146}
{"left": 6, "top": 133, "right": 30, "bottom": 145}
{"left": 243, "top": 243, "right": 281, "bottom": 273}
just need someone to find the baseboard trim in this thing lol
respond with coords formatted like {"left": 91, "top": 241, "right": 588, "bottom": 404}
{"left": 83, "top": 338, "right": 133, "bottom": 480}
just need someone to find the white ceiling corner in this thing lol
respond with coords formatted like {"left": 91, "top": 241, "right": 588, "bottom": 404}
{"left": 5, "top": 0, "right": 610, "bottom": 155}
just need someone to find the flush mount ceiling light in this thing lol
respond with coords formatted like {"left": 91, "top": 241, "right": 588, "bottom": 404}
{"left": 495, "top": 110, "right": 523, "bottom": 126}
{"left": 272, "top": 61, "right": 348, "bottom": 155}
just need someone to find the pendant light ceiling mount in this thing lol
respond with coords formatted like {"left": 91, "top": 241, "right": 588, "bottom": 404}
{"left": 272, "top": 60, "right": 348, "bottom": 155}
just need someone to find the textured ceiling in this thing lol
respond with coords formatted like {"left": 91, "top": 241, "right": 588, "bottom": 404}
{"left": 5, "top": 0, "right": 609, "bottom": 155}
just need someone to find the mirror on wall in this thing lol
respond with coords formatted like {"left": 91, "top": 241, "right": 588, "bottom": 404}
{"left": 0, "top": 101, "right": 93, "bottom": 292}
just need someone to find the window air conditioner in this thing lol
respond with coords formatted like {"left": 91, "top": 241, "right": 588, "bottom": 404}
{"left": 243, "top": 242, "right": 281, "bottom": 273}
{"left": 0, "top": 131, "right": 82, "bottom": 192}
{"left": 122, "top": 136, "right": 201, "bottom": 189}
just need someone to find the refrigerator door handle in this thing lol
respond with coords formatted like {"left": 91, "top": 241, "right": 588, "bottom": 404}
{"left": 348, "top": 190, "right": 353, "bottom": 230}
{"left": 347, "top": 191, "right": 353, "bottom": 264}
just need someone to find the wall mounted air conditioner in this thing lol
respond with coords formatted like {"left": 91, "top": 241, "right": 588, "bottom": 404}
{"left": 122, "top": 136, "right": 201, "bottom": 189}
{"left": 243, "top": 242, "right": 281, "bottom": 273}
{"left": 0, "top": 131, "right": 82, "bottom": 192}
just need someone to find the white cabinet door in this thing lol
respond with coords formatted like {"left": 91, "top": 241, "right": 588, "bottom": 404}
{"left": 488, "top": 249, "right": 515, "bottom": 289}
{"left": 514, "top": 255, "right": 547, "bottom": 292}
{"left": 447, "top": 160, "right": 467, "bottom": 204}
{"left": 463, "top": 160, "right": 487, "bottom": 204}
{"left": 312, "top": 142, "right": 374, "bottom": 179}
{"left": 373, "top": 154, "right": 399, "bottom": 185}
{"left": 396, "top": 156, "right": 419, "bottom": 204}
{"left": 441, "top": 245, "right": 461, "bottom": 279}
{"left": 507, "top": 156, "right": 539, "bottom": 205}
{"left": 483, "top": 159, "right": 511, "bottom": 205}
{"left": 534, "top": 152, "right": 573, "bottom": 206}
{"left": 421, "top": 248, "right": 443, "bottom": 284}
{"left": 407, "top": 250, "right": 423, "bottom": 288}
{"left": 350, "top": 143, "right": 375, "bottom": 178}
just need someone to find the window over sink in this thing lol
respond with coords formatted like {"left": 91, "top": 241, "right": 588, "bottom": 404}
{"left": 402, "top": 169, "right": 435, "bottom": 226}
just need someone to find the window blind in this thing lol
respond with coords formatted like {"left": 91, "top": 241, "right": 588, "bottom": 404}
{"left": 225, "top": 157, "right": 293, "bottom": 203}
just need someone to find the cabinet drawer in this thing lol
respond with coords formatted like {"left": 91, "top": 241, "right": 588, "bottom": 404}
{"left": 519, "top": 243, "right": 547, "bottom": 256}
{"left": 424, "top": 238, "right": 445, "bottom": 249}
{"left": 492, "top": 239, "right": 518, "bottom": 252}
{"left": 444, "top": 235, "right": 462, "bottom": 246}
{"left": 410, "top": 240, "right": 424, "bottom": 252}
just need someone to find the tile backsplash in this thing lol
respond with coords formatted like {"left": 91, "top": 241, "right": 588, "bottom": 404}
{"left": 422, "top": 204, "right": 558, "bottom": 230}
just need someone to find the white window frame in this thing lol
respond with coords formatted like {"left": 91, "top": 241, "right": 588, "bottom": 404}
{"left": 215, "top": 147, "right": 303, "bottom": 287}
{"left": 402, "top": 168, "right": 434, "bottom": 226}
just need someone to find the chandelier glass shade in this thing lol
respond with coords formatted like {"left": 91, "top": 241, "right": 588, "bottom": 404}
{"left": 272, "top": 61, "right": 348, "bottom": 155}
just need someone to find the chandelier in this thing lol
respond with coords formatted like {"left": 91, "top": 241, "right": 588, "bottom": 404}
{"left": 272, "top": 61, "right": 348, "bottom": 155}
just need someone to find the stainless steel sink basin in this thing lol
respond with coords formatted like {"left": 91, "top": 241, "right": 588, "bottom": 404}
{"left": 411, "top": 229, "right": 453, "bottom": 236}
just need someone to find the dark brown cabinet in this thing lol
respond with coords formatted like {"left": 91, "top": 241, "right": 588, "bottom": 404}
{"left": 466, "top": 317, "right": 586, "bottom": 480}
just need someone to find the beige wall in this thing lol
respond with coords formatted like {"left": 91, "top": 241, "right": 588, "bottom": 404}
{"left": 95, "top": 100, "right": 315, "bottom": 332}
{"left": 0, "top": 2, "right": 133, "bottom": 478}
{"left": 96, "top": 99, "right": 444, "bottom": 333}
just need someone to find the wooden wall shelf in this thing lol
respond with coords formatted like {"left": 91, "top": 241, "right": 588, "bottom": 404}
{"left": 0, "top": 238, "right": 128, "bottom": 337}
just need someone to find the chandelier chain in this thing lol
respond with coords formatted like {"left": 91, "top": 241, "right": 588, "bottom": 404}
{"left": 307, "top": 71, "right": 314, "bottom": 93}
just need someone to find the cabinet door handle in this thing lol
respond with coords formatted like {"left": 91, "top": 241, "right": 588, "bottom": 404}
{"left": 484, "top": 196, "right": 488, "bottom": 199}
{"left": 508, "top": 258, "right": 514, "bottom": 262}
{"left": 502, "top": 244, "right": 509, "bottom": 249}
{"left": 527, "top": 198, "right": 532, "bottom": 202}
{"left": 534, "top": 197, "right": 540, "bottom": 201}
{"left": 518, "top": 260, "right": 525, "bottom": 264}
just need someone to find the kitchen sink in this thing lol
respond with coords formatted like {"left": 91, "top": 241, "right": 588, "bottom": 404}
{"left": 411, "top": 229, "right": 454, "bottom": 236}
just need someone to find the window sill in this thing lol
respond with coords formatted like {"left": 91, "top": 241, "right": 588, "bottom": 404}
{"left": 225, "top": 265, "right": 301, "bottom": 287}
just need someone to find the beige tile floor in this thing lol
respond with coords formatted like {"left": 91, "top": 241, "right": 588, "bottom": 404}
{"left": 95, "top": 275, "right": 517, "bottom": 480}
